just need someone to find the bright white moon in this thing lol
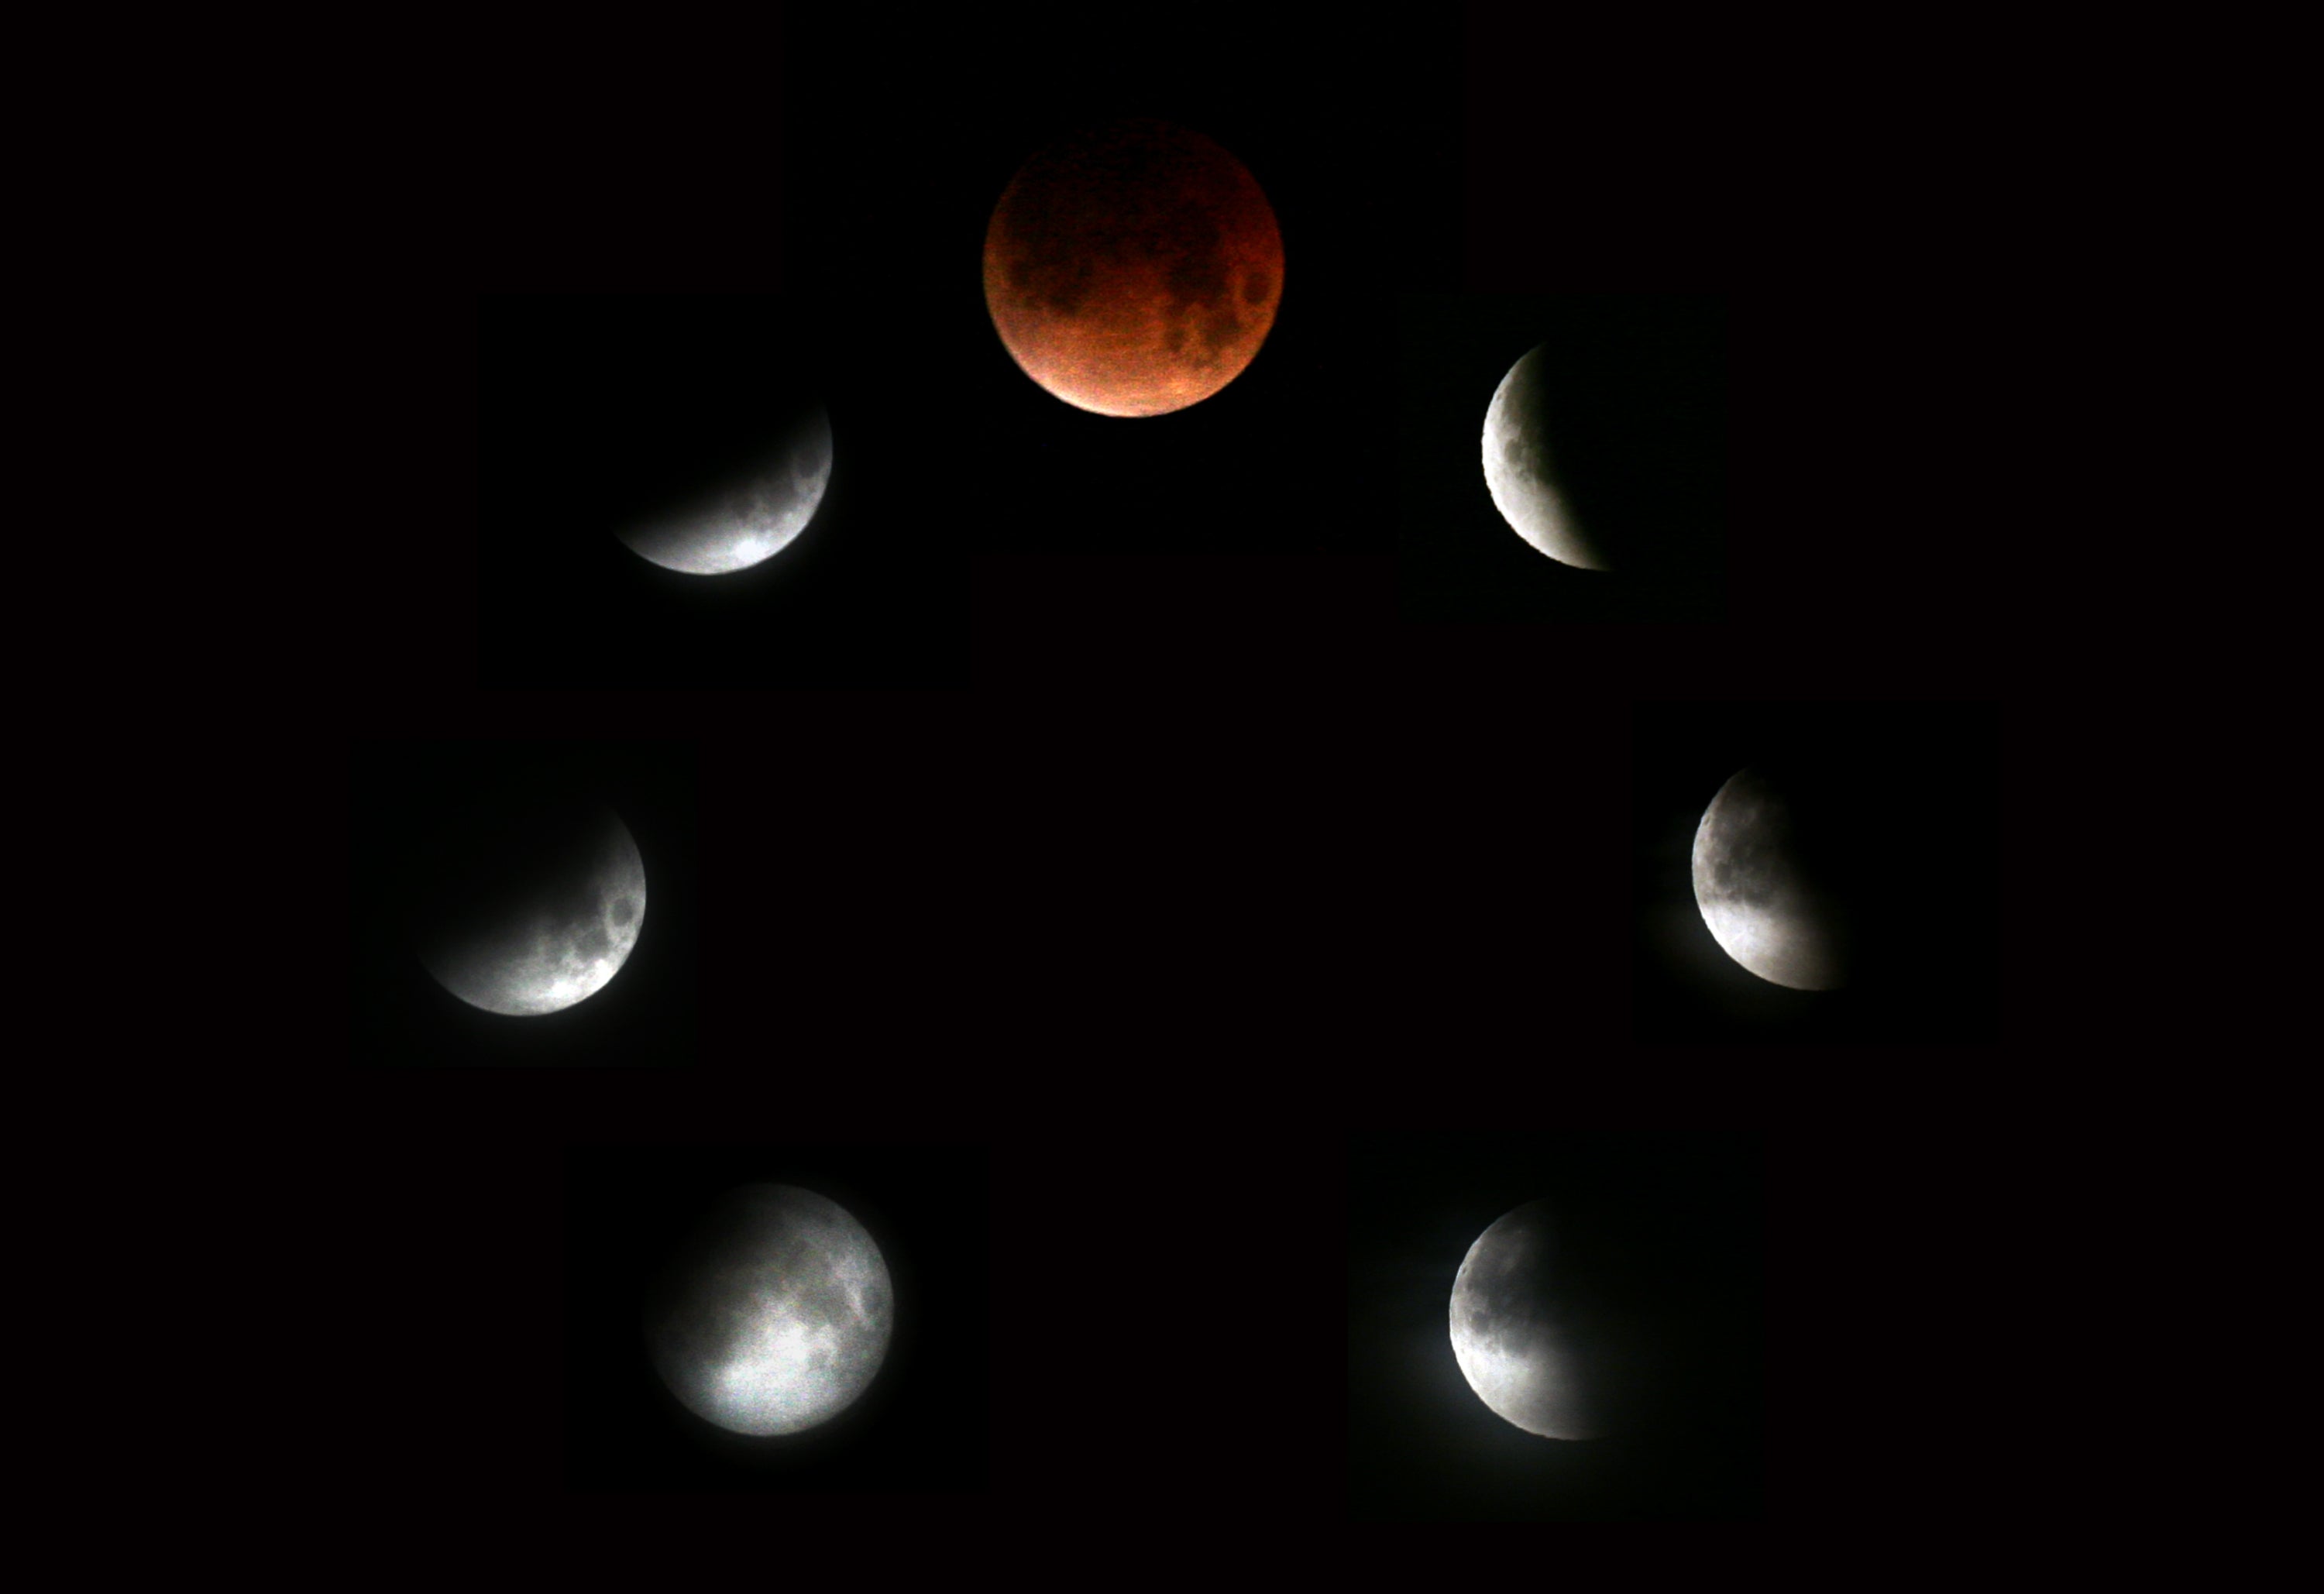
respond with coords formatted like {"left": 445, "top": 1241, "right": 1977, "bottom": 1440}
{"left": 617, "top": 405, "right": 833, "bottom": 575}
{"left": 647, "top": 1183, "right": 892, "bottom": 1438}
{"left": 1482, "top": 343, "right": 1604, "bottom": 572}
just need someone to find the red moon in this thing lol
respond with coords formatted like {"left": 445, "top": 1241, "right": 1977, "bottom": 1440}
{"left": 983, "top": 120, "right": 1284, "bottom": 417}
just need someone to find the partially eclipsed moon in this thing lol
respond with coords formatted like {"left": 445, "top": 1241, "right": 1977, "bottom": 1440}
{"left": 646, "top": 1183, "right": 892, "bottom": 1438}
{"left": 1483, "top": 343, "right": 1604, "bottom": 571}
{"left": 617, "top": 405, "right": 832, "bottom": 575}
{"left": 415, "top": 802, "right": 646, "bottom": 1016}
{"left": 1451, "top": 1201, "right": 1610, "bottom": 1441}
{"left": 1691, "top": 767, "right": 1847, "bottom": 990}
{"left": 983, "top": 119, "right": 1283, "bottom": 417}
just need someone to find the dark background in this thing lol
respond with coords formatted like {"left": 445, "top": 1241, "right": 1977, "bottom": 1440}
{"left": 1400, "top": 295, "right": 1726, "bottom": 624}
{"left": 1348, "top": 1132, "right": 1762, "bottom": 1520}
{"left": 450, "top": 10, "right": 1754, "bottom": 690}
{"left": 459, "top": 12, "right": 1469, "bottom": 692}
{"left": 1634, "top": 699, "right": 2004, "bottom": 1045}
{"left": 345, "top": 3, "right": 2053, "bottom": 1519}
{"left": 347, "top": 737, "right": 699, "bottom": 1068}
{"left": 563, "top": 1143, "right": 989, "bottom": 1490}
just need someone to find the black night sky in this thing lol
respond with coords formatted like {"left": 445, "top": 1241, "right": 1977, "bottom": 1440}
{"left": 338, "top": 3, "right": 2052, "bottom": 1523}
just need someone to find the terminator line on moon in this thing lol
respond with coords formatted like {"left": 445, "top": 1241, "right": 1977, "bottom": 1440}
{"left": 414, "top": 803, "right": 646, "bottom": 1016}
{"left": 616, "top": 405, "right": 833, "bottom": 575}
{"left": 983, "top": 119, "right": 1284, "bottom": 417}
{"left": 1482, "top": 342, "right": 1604, "bottom": 571}
{"left": 1691, "top": 767, "right": 1846, "bottom": 991}
{"left": 647, "top": 1183, "right": 893, "bottom": 1438}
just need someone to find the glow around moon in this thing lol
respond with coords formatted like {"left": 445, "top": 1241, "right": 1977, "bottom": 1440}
{"left": 1450, "top": 1201, "right": 1607, "bottom": 1440}
{"left": 983, "top": 119, "right": 1283, "bottom": 417}
{"left": 416, "top": 804, "right": 646, "bottom": 1016}
{"left": 1482, "top": 343, "right": 1604, "bottom": 571}
{"left": 1691, "top": 768, "right": 1846, "bottom": 991}
{"left": 617, "top": 405, "right": 832, "bottom": 575}
{"left": 647, "top": 1184, "right": 892, "bottom": 1438}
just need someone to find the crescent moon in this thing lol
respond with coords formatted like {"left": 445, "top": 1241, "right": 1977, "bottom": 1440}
{"left": 1482, "top": 343, "right": 1604, "bottom": 571}
{"left": 1449, "top": 1201, "right": 1607, "bottom": 1440}
{"left": 415, "top": 803, "right": 647, "bottom": 1016}
{"left": 646, "top": 1183, "right": 893, "bottom": 1438}
{"left": 1690, "top": 767, "right": 1846, "bottom": 990}
{"left": 617, "top": 405, "right": 833, "bottom": 575}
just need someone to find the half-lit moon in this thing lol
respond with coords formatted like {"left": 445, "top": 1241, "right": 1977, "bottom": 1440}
{"left": 983, "top": 119, "right": 1283, "bottom": 417}
{"left": 646, "top": 1183, "right": 893, "bottom": 1438}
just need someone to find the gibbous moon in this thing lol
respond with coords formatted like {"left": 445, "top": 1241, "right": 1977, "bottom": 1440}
{"left": 647, "top": 1184, "right": 893, "bottom": 1438}
{"left": 983, "top": 119, "right": 1284, "bottom": 417}
{"left": 617, "top": 405, "right": 833, "bottom": 575}
{"left": 1483, "top": 343, "right": 1604, "bottom": 571}
{"left": 411, "top": 799, "right": 646, "bottom": 1016}
{"left": 1691, "top": 767, "right": 1847, "bottom": 991}
{"left": 1451, "top": 1201, "right": 1621, "bottom": 1441}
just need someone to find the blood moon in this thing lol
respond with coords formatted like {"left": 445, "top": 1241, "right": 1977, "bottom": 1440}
{"left": 983, "top": 119, "right": 1283, "bottom": 417}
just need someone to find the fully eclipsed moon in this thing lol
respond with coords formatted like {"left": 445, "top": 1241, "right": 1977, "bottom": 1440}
{"left": 1451, "top": 1201, "right": 1621, "bottom": 1441}
{"left": 616, "top": 405, "right": 832, "bottom": 575}
{"left": 411, "top": 800, "right": 646, "bottom": 1016}
{"left": 1483, "top": 343, "right": 1604, "bottom": 571}
{"left": 646, "top": 1183, "right": 892, "bottom": 1438}
{"left": 1691, "top": 767, "right": 1847, "bottom": 991}
{"left": 983, "top": 119, "right": 1283, "bottom": 417}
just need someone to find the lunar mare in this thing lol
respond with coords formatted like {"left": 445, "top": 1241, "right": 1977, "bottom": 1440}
{"left": 617, "top": 406, "right": 832, "bottom": 575}
{"left": 1483, "top": 343, "right": 1604, "bottom": 570}
{"left": 416, "top": 804, "right": 646, "bottom": 1016}
{"left": 1450, "top": 1201, "right": 1607, "bottom": 1440}
{"left": 647, "top": 1184, "right": 892, "bottom": 1438}
{"left": 983, "top": 119, "right": 1283, "bottom": 417}
{"left": 1691, "top": 768, "right": 1846, "bottom": 991}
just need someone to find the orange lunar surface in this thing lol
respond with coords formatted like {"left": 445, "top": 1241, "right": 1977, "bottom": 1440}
{"left": 983, "top": 119, "right": 1283, "bottom": 417}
